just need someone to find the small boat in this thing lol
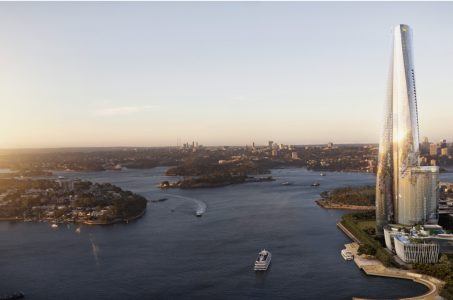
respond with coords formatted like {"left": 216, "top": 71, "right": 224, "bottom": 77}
{"left": 75, "top": 227, "right": 81, "bottom": 233}
{"left": 51, "top": 223, "right": 59, "bottom": 228}
{"left": 254, "top": 249, "right": 272, "bottom": 271}
{"left": 311, "top": 182, "right": 320, "bottom": 187}
{"left": 159, "top": 181, "right": 170, "bottom": 189}
{"left": 281, "top": 182, "right": 292, "bottom": 186}
{"left": 58, "top": 175, "right": 65, "bottom": 179}
{"left": 196, "top": 211, "right": 203, "bottom": 217}
{"left": 341, "top": 249, "right": 353, "bottom": 261}
{"left": 151, "top": 197, "right": 168, "bottom": 203}
{"left": 320, "top": 173, "right": 326, "bottom": 176}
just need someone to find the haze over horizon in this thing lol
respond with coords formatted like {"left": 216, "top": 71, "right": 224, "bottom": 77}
{"left": 1, "top": 2, "right": 453, "bottom": 148}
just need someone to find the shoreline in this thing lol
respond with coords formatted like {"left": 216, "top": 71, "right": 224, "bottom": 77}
{"left": 0, "top": 207, "right": 147, "bottom": 226}
{"left": 83, "top": 206, "right": 147, "bottom": 225}
{"left": 316, "top": 199, "right": 375, "bottom": 211}
{"left": 337, "top": 222, "right": 445, "bottom": 300}
{"left": 161, "top": 176, "right": 275, "bottom": 190}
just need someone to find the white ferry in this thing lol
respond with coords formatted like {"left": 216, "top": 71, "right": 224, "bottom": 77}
{"left": 254, "top": 249, "right": 272, "bottom": 271}
{"left": 341, "top": 249, "right": 353, "bottom": 261}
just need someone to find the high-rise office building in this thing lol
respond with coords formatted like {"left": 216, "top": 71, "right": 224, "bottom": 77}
{"left": 429, "top": 143, "right": 439, "bottom": 156}
{"left": 421, "top": 137, "right": 430, "bottom": 155}
{"left": 376, "top": 25, "right": 439, "bottom": 233}
{"left": 440, "top": 140, "right": 448, "bottom": 157}
{"left": 268, "top": 141, "right": 273, "bottom": 150}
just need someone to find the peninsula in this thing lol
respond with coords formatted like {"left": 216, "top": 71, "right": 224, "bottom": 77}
{"left": 0, "top": 177, "right": 147, "bottom": 225}
{"left": 316, "top": 185, "right": 375, "bottom": 210}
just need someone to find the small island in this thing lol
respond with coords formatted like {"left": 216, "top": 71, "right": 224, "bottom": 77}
{"left": 0, "top": 177, "right": 147, "bottom": 225}
{"left": 160, "top": 174, "right": 275, "bottom": 189}
{"left": 162, "top": 157, "right": 274, "bottom": 189}
{"left": 316, "top": 185, "right": 375, "bottom": 210}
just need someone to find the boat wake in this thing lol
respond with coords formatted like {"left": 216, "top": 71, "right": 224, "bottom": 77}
{"left": 89, "top": 234, "right": 100, "bottom": 266}
{"left": 165, "top": 194, "right": 207, "bottom": 215}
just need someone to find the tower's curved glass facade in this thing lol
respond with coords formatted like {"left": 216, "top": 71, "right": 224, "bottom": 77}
{"left": 376, "top": 25, "right": 439, "bottom": 233}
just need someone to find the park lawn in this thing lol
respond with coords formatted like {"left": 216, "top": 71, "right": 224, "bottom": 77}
{"left": 357, "top": 220, "right": 376, "bottom": 230}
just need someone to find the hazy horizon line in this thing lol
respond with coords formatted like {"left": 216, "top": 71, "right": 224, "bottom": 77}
{"left": 0, "top": 142, "right": 381, "bottom": 152}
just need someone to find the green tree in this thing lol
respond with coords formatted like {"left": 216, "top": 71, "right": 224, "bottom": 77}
{"left": 357, "top": 244, "right": 376, "bottom": 256}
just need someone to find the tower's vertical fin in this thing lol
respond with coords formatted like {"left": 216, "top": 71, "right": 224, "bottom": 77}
{"left": 376, "top": 28, "right": 395, "bottom": 234}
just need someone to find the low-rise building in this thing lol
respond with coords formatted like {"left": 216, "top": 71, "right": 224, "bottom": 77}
{"left": 384, "top": 225, "right": 453, "bottom": 264}
{"left": 393, "top": 235, "right": 439, "bottom": 264}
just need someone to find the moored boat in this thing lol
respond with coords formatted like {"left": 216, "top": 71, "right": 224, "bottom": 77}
{"left": 341, "top": 249, "right": 353, "bottom": 261}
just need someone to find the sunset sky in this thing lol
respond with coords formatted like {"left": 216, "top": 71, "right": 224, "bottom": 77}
{"left": 1, "top": 2, "right": 452, "bottom": 148}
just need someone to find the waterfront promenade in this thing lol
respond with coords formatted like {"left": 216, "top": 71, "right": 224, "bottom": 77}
{"left": 338, "top": 222, "right": 445, "bottom": 300}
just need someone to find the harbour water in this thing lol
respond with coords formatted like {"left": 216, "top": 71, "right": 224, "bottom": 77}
{"left": 3, "top": 167, "right": 452, "bottom": 299}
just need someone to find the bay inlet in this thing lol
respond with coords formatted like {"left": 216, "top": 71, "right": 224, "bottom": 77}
{"left": 2, "top": 167, "right": 447, "bottom": 299}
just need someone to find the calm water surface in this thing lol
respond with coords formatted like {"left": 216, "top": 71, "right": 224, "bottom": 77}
{"left": 4, "top": 168, "right": 452, "bottom": 299}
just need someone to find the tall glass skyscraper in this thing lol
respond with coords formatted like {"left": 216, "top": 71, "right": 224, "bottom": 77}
{"left": 376, "top": 25, "right": 439, "bottom": 233}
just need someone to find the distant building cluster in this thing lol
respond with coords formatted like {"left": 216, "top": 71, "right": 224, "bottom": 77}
{"left": 420, "top": 137, "right": 452, "bottom": 167}
{"left": 270, "top": 141, "right": 295, "bottom": 151}
{"left": 181, "top": 141, "right": 202, "bottom": 152}
{"left": 239, "top": 140, "right": 298, "bottom": 159}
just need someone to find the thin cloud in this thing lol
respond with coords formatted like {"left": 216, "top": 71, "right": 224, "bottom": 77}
{"left": 95, "top": 105, "right": 158, "bottom": 116}
{"left": 231, "top": 95, "right": 248, "bottom": 102}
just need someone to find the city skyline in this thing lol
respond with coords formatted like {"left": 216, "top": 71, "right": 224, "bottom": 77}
{"left": 1, "top": 2, "right": 453, "bottom": 148}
